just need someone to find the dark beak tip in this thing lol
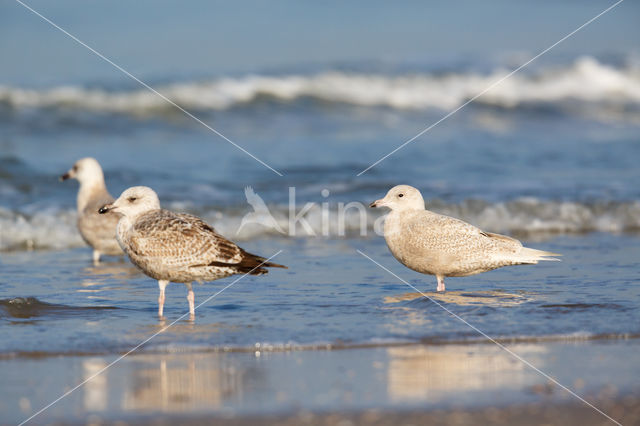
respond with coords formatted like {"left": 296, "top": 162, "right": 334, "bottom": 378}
{"left": 59, "top": 173, "right": 70, "bottom": 182}
{"left": 369, "top": 202, "right": 377, "bottom": 208}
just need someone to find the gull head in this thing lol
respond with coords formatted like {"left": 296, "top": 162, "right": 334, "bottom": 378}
{"left": 369, "top": 185, "right": 425, "bottom": 211}
{"left": 99, "top": 186, "right": 161, "bottom": 218}
{"left": 60, "top": 157, "right": 104, "bottom": 185}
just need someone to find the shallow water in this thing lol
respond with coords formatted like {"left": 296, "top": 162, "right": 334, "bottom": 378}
{"left": 1, "top": 233, "right": 638, "bottom": 357}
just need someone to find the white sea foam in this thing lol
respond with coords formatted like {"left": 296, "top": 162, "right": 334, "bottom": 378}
{"left": 2, "top": 199, "right": 639, "bottom": 251}
{"left": 1, "top": 57, "right": 638, "bottom": 116}
{"left": 0, "top": 206, "right": 83, "bottom": 251}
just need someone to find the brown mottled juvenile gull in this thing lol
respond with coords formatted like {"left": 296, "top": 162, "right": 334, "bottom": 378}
{"left": 60, "top": 157, "right": 123, "bottom": 263}
{"left": 370, "top": 185, "right": 560, "bottom": 292}
{"left": 99, "top": 186, "right": 286, "bottom": 318}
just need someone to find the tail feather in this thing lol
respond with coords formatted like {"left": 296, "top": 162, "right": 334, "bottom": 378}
{"left": 237, "top": 250, "right": 288, "bottom": 275}
{"left": 262, "top": 261, "right": 287, "bottom": 269}
{"left": 246, "top": 261, "right": 287, "bottom": 276}
{"left": 206, "top": 251, "right": 287, "bottom": 275}
{"left": 516, "top": 247, "right": 562, "bottom": 263}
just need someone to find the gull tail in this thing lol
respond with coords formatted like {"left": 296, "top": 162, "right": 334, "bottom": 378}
{"left": 516, "top": 247, "right": 562, "bottom": 264}
{"left": 262, "top": 261, "right": 288, "bottom": 269}
{"left": 234, "top": 250, "right": 288, "bottom": 275}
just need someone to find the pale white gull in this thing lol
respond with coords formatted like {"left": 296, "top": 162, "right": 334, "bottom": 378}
{"left": 370, "top": 185, "right": 560, "bottom": 291}
{"left": 99, "top": 186, "right": 286, "bottom": 318}
{"left": 61, "top": 157, "right": 123, "bottom": 263}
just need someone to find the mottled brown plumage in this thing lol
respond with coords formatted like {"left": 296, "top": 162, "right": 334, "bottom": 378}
{"left": 122, "top": 209, "right": 282, "bottom": 283}
{"left": 100, "top": 186, "right": 286, "bottom": 318}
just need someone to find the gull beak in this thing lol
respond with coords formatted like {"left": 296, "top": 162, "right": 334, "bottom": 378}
{"left": 369, "top": 198, "right": 385, "bottom": 208}
{"left": 59, "top": 172, "right": 70, "bottom": 182}
{"left": 98, "top": 203, "right": 114, "bottom": 214}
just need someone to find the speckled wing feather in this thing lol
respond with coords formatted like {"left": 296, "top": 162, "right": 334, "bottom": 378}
{"left": 123, "top": 210, "right": 283, "bottom": 282}
{"left": 127, "top": 210, "right": 240, "bottom": 264}
{"left": 396, "top": 210, "right": 526, "bottom": 276}
{"left": 406, "top": 211, "right": 522, "bottom": 255}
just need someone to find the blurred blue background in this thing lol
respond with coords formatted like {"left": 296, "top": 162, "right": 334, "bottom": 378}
{"left": 1, "top": 1, "right": 639, "bottom": 86}
{"left": 1, "top": 0, "right": 639, "bottom": 245}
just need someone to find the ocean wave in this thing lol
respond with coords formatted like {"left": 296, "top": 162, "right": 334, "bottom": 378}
{"left": 109, "top": 331, "right": 640, "bottom": 354}
{"left": 2, "top": 332, "right": 637, "bottom": 359}
{"left": 195, "top": 198, "right": 640, "bottom": 241}
{"left": 1, "top": 198, "right": 639, "bottom": 251}
{"left": 1, "top": 57, "right": 638, "bottom": 116}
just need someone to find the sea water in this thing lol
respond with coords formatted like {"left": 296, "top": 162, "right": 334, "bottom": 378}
{"left": 1, "top": 52, "right": 639, "bottom": 363}
{"left": 1, "top": 7, "right": 640, "bottom": 421}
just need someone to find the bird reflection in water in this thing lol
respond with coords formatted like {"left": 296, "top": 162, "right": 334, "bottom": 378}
{"left": 121, "top": 354, "right": 248, "bottom": 412}
{"left": 76, "top": 261, "right": 141, "bottom": 295}
{"left": 386, "top": 344, "right": 545, "bottom": 403}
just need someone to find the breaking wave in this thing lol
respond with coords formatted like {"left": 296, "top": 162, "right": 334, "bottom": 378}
{"left": 1, "top": 57, "right": 639, "bottom": 117}
{"left": 1, "top": 198, "right": 639, "bottom": 251}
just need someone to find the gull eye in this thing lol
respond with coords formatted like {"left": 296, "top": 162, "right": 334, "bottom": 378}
{"left": 127, "top": 196, "right": 137, "bottom": 202}
{"left": 398, "top": 193, "right": 404, "bottom": 198}
{"left": 72, "top": 165, "right": 78, "bottom": 172}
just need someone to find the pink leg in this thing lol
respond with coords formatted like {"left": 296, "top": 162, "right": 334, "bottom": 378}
{"left": 158, "top": 280, "right": 168, "bottom": 317}
{"left": 186, "top": 282, "right": 195, "bottom": 319}
{"left": 436, "top": 275, "right": 445, "bottom": 292}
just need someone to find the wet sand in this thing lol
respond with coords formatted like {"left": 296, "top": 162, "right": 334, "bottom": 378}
{"left": 4, "top": 339, "right": 638, "bottom": 425}
{"left": 124, "top": 398, "right": 640, "bottom": 426}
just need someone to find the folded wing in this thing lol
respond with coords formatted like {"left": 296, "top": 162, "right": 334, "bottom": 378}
{"left": 128, "top": 210, "right": 285, "bottom": 274}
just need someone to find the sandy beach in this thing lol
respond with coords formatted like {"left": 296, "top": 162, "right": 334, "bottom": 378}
{"left": 3, "top": 338, "right": 638, "bottom": 425}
